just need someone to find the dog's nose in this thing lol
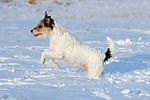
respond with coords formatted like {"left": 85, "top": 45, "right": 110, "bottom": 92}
{"left": 31, "top": 30, "right": 33, "bottom": 33}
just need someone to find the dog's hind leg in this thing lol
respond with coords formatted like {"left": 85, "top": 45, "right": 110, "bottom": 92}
{"left": 81, "top": 64, "right": 88, "bottom": 71}
{"left": 48, "top": 58, "right": 60, "bottom": 68}
{"left": 87, "top": 62, "right": 104, "bottom": 77}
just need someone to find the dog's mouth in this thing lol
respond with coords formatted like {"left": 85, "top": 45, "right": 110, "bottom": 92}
{"left": 34, "top": 33, "right": 43, "bottom": 37}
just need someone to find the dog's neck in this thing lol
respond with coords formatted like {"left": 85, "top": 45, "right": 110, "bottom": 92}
{"left": 48, "top": 21, "right": 68, "bottom": 39}
{"left": 47, "top": 21, "right": 80, "bottom": 46}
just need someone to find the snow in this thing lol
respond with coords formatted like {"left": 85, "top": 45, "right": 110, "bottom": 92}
{"left": 0, "top": 0, "right": 150, "bottom": 100}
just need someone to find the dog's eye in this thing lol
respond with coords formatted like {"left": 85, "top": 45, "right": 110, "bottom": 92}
{"left": 39, "top": 25, "right": 43, "bottom": 28}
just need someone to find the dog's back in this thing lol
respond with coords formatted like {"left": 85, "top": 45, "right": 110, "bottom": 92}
{"left": 52, "top": 22, "right": 115, "bottom": 77}
{"left": 31, "top": 11, "right": 115, "bottom": 77}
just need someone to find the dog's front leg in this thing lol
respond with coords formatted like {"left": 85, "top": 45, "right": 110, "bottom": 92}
{"left": 48, "top": 58, "right": 59, "bottom": 68}
{"left": 41, "top": 51, "right": 63, "bottom": 64}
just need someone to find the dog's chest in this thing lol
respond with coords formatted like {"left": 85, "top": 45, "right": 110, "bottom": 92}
{"left": 49, "top": 40, "right": 59, "bottom": 50}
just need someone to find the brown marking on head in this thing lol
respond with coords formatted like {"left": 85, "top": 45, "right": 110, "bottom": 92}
{"left": 31, "top": 11, "right": 55, "bottom": 37}
{"left": 34, "top": 19, "right": 52, "bottom": 35}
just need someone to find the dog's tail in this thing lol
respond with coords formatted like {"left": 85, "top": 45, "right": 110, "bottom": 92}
{"left": 104, "top": 37, "right": 115, "bottom": 62}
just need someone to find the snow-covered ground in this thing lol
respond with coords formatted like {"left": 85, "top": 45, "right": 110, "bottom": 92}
{"left": 0, "top": 0, "right": 150, "bottom": 99}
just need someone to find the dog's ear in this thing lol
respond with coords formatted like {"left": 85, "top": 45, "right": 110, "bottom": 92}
{"left": 45, "top": 17, "right": 51, "bottom": 25}
{"left": 44, "top": 11, "right": 51, "bottom": 18}
{"left": 45, "top": 11, "right": 48, "bottom": 18}
{"left": 44, "top": 11, "right": 54, "bottom": 29}
{"left": 44, "top": 11, "right": 51, "bottom": 24}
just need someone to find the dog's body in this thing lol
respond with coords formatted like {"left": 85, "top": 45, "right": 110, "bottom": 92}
{"left": 31, "top": 11, "right": 115, "bottom": 77}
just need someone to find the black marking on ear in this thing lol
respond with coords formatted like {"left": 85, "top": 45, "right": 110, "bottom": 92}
{"left": 44, "top": 17, "right": 54, "bottom": 30}
{"left": 44, "top": 11, "right": 55, "bottom": 30}
{"left": 104, "top": 48, "right": 112, "bottom": 62}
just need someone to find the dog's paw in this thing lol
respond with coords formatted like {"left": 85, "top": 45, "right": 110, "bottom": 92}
{"left": 41, "top": 58, "right": 45, "bottom": 64}
{"left": 48, "top": 60, "right": 60, "bottom": 68}
{"left": 53, "top": 63, "right": 60, "bottom": 68}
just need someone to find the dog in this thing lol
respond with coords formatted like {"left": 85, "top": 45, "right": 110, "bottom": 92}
{"left": 31, "top": 11, "right": 115, "bottom": 77}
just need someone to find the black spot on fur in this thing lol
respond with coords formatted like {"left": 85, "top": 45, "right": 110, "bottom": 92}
{"left": 104, "top": 48, "right": 112, "bottom": 62}
{"left": 44, "top": 17, "right": 55, "bottom": 30}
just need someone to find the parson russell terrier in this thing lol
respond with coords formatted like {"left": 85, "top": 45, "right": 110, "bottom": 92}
{"left": 31, "top": 11, "right": 115, "bottom": 77}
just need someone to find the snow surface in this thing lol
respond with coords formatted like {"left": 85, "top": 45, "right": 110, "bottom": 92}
{"left": 0, "top": 0, "right": 150, "bottom": 100}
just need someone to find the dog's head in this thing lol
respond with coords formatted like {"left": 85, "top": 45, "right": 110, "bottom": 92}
{"left": 31, "top": 11, "right": 54, "bottom": 38}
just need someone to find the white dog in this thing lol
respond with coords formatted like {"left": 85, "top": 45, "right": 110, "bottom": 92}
{"left": 31, "top": 11, "right": 115, "bottom": 77}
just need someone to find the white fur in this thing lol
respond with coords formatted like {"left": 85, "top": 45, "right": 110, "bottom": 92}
{"left": 39, "top": 21, "right": 115, "bottom": 77}
{"left": 106, "top": 37, "right": 115, "bottom": 56}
